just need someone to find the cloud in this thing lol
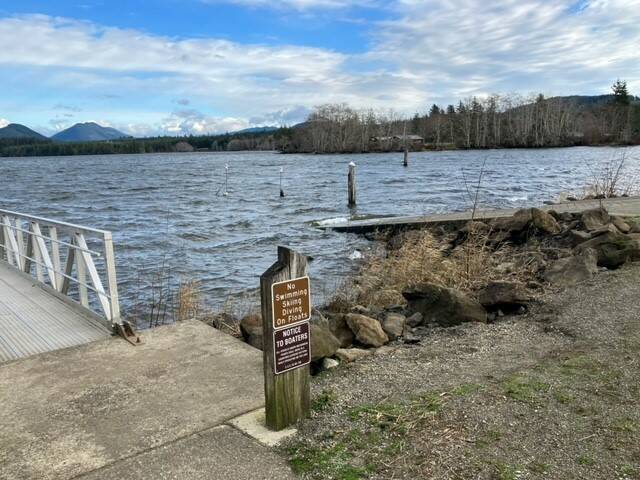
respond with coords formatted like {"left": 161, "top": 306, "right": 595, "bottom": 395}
{"left": 1, "top": 3, "right": 639, "bottom": 134}
{"left": 160, "top": 109, "right": 249, "bottom": 135}
{"left": 0, "top": 118, "right": 10, "bottom": 128}
{"left": 202, "top": 0, "right": 375, "bottom": 10}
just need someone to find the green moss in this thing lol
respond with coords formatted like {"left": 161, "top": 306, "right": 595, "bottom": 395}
{"left": 554, "top": 390, "right": 575, "bottom": 404}
{"left": 504, "top": 375, "right": 550, "bottom": 402}
{"left": 612, "top": 417, "right": 638, "bottom": 433}
{"left": 494, "top": 461, "right": 523, "bottom": 480}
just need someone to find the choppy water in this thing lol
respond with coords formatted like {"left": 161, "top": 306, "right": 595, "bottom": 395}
{"left": 2, "top": 146, "right": 639, "bottom": 313}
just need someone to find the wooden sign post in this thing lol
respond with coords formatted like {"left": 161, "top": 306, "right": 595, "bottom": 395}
{"left": 261, "top": 246, "right": 311, "bottom": 430}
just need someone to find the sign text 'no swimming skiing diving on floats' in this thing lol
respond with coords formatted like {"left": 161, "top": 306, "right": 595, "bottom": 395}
{"left": 271, "top": 276, "right": 311, "bottom": 375}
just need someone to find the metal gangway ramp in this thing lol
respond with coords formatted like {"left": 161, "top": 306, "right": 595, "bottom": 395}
{"left": 0, "top": 209, "right": 125, "bottom": 363}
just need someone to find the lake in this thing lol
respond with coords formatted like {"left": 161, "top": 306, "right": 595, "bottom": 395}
{"left": 2, "top": 146, "right": 639, "bottom": 315}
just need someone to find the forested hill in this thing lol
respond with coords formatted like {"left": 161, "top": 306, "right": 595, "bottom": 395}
{"left": 0, "top": 123, "right": 47, "bottom": 140}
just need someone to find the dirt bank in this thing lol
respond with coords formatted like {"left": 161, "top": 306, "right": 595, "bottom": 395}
{"left": 283, "top": 255, "right": 640, "bottom": 479}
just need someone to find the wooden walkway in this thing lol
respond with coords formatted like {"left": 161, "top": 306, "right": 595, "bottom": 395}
{"left": 0, "top": 262, "right": 111, "bottom": 363}
{"left": 316, "top": 197, "right": 640, "bottom": 234}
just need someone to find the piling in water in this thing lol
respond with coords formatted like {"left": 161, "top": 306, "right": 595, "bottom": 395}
{"left": 403, "top": 148, "right": 409, "bottom": 167}
{"left": 279, "top": 167, "right": 285, "bottom": 197}
{"left": 348, "top": 162, "right": 356, "bottom": 207}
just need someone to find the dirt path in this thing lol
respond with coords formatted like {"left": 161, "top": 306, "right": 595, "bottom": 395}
{"left": 283, "top": 264, "right": 640, "bottom": 479}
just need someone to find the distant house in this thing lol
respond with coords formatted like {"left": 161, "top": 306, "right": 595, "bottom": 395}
{"left": 369, "top": 134, "right": 424, "bottom": 151}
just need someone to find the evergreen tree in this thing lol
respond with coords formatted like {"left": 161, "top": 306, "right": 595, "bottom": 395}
{"left": 612, "top": 79, "right": 630, "bottom": 105}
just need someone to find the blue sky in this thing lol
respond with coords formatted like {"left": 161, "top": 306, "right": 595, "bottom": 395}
{"left": 1, "top": 0, "right": 639, "bottom": 137}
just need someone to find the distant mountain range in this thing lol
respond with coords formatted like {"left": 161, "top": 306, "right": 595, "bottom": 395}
{"left": 51, "top": 122, "right": 128, "bottom": 142}
{"left": 0, "top": 123, "right": 48, "bottom": 140}
{"left": 233, "top": 126, "right": 279, "bottom": 134}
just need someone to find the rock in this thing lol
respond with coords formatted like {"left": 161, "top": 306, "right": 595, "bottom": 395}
{"left": 322, "top": 358, "right": 339, "bottom": 370}
{"left": 403, "top": 283, "right": 486, "bottom": 327}
{"left": 590, "top": 223, "right": 620, "bottom": 237}
{"left": 240, "top": 314, "right": 263, "bottom": 350}
{"left": 478, "top": 281, "right": 531, "bottom": 309}
{"left": 628, "top": 219, "right": 640, "bottom": 234}
{"left": 547, "top": 210, "right": 561, "bottom": 221}
{"left": 611, "top": 216, "right": 631, "bottom": 234}
{"left": 402, "top": 332, "right": 422, "bottom": 344}
{"left": 581, "top": 208, "right": 610, "bottom": 232}
{"left": 545, "top": 248, "right": 598, "bottom": 286}
{"left": 310, "top": 308, "right": 329, "bottom": 328}
{"left": 345, "top": 314, "right": 389, "bottom": 347}
{"left": 558, "top": 212, "right": 576, "bottom": 223}
{"left": 335, "top": 348, "right": 373, "bottom": 363}
{"left": 492, "top": 209, "right": 532, "bottom": 233}
{"left": 531, "top": 208, "right": 562, "bottom": 234}
{"left": 492, "top": 208, "right": 560, "bottom": 236}
{"left": 566, "top": 229, "right": 592, "bottom": 247}
{"left": 326, "top": 313, "right": 354, "bottom": 348}
{"left": 350, "top": 305, "right": 370, "bottom": 315}
{"left": 310, "top": 324, "right": 341, "bottom": 362}
{"left": 370, "top": 289, "right": 407, "bottom": 309}
{"left": 575, "top": 231, "right": 640, "bottom": 269}
{"left": 382, "top": 312, "right": 406, "bottom": 340}
{"left": 406, "top": 312, "right": 424, "bottom": 327}
{"left": 374, "top": 345, "right": 397, "bottom": 356}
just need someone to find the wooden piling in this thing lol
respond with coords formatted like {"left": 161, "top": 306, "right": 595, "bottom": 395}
{"left": 279, "top": 167, "right": 285, "bottom": 197}
{"left": 348, "top": 162, "right": 357, "bottom": 207}
{"left": 261, "top": 246, "right": 311, "bottom": 430}
{"left": 403, "top": 147, "right": 409, "bottom": 167}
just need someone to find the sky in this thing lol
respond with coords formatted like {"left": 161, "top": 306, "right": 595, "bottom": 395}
{"left": 1, "top": 0, "right": 639, "bottom": 137}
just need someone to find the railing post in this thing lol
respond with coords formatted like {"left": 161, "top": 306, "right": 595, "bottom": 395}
{"left": 76, "top": 243, "right": 89, "bottom": 308}
{"left": 15, "top": 218, "right": 25, "bottom": 270}
{"left": 49, "top": 226, "right": 62, "bottom": 290}
{"left": 103, "top": 232, "right": 121, "bottom": 326}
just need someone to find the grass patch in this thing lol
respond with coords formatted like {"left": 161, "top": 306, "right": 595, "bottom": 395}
{"left": 312, "top": 390, "right": 335, "bottom": 413}
{"left": 289, "top": 443, "right": 368, "bottom": 480}
{"left": 503, "top": 375, "right": 550, "bottom": 403}
{"left": 527, "top": 461, "right": 550, "bottom": 474}
{"left": 553, "top": 390, "right": 575, "bottom": 404}
{"left": 348, "top": 393, "right": 442, "bottom": 430}
{"left": 451, "top": 383, "right": 483, "bottom": 397}
{"left": 475, "top": 429, "right": 503, "bottom": 448}
{"left": 577, "top": 454, "right": 596, "bottom": 466}
{"left": 493, "top": 461, "right": 524, "bottom": 480}
{"left": 612, "top": 417, "right": 638, "bottom": 433}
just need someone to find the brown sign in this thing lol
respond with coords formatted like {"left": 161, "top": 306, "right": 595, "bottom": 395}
{"left": 273, "top": 322, "right": 311, "bottom": 375}
{"left": 271, "top": 276, "right": 311, "bottom": 330}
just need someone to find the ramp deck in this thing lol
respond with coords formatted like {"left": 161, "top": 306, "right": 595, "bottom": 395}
{"left": 0, "top": 262, "right": 111, "bottom": 363}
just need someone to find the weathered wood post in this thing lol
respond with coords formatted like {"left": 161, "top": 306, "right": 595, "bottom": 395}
{"left": 261, "top": 246, "right": 311, "bottom": 430}
{"left": 279, "top": 167, "right": 285, "bottom": 198}
{"left": 403, "top": 147, "right": 409, "bottom": 167}
{"left": 348, "top": 161, "right": 357, "bottom": 207}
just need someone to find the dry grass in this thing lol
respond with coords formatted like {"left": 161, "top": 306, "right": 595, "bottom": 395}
{"left": 343, "top": 225, "right": 538, "bottom": 309}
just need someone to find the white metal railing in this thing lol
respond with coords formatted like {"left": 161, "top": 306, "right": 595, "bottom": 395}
{"left": 0, "top": 209, "right": 121, "bottom": 327}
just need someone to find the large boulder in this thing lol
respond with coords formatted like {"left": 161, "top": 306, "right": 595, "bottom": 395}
{"left": 545, "top": 248, "right": 598, "bottom": 286}
{"left": 575, "top": 231, "right": 640, "bottom": 269}
{"left": 581, "top": 208, "right": 610, "bottom": 232}
{"left": 326, "top": 313, "right": 355, "bottom": 348}
{"left": 492, "top": 208, "right": 560, "bottom": 236}
{"left": 531, "top": 208, "right": 562, "bottom": 234}
{"left": 310, "top": 324, "right": 341, "bottom": 361}
{"left": 345, "top": 314, "right": 389, "bottom": 347}
{"left": 403, "top": 283, "right": 486, "bottom": 326}
{"left": 478, "top": 281, "right": 531, "bottom": 309}
{"left": 382, "top": 312, "right": 406, "bottom": 340}
{"left": 566, "top": 229, "right": 592, "bottom": 247}
{"left": 240, "top": 314, "right": 263, "bottom": 350}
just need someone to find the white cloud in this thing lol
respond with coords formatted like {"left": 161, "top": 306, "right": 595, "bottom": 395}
{"left": 160, "top": 109, "right": 249, "bottom": 135}
{"left": 0, "top": 118, "right": 10, "bottom": 128}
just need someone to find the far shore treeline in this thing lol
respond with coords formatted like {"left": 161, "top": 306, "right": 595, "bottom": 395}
{"left": 2, "top": 83, "right": 640, "bottom": 158}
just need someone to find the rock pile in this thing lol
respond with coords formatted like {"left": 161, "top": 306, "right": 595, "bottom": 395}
{"left": 237, "top": 206, "right": 640, "bottom": 370}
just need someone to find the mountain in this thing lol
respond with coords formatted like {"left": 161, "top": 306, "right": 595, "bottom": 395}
{"left": 232, "top": 126, "right": 279, "bottom": 134}
{"left": 52, "top": 122, "right": 129, "bottom": 142}
{"left": 0, "top": 123, "right": 47, "bottom": 140}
